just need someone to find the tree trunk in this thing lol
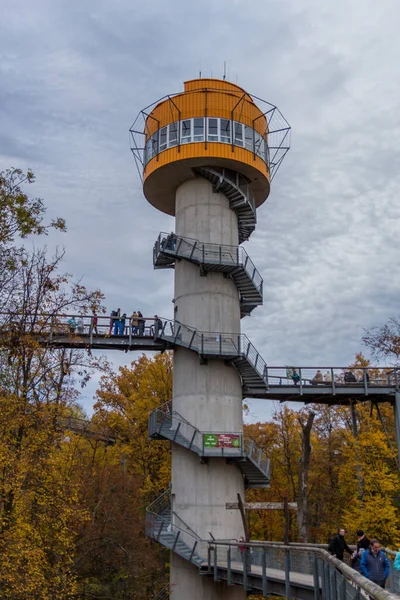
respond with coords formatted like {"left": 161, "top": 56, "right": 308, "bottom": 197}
{"left": 297, "top": 411, "right": 315, "bottom": 542}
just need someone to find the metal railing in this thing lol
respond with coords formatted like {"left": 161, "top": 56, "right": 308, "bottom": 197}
{"left": 158, "top": 319, "right": 268, "bottom": 385}
{"left": 154, "top": 231, "right": 263, "bottom": 293}
{"left": 149, "top": 401, "right": 269, "bottom": 474}
{"left": 204, "top": 540, "right": 400, "bottom": 599}
{"left": 265, "top": 366, "right": 400, "bottom": 393}
{"left": 146, "top": 497, "right": 400, "bottom": 600}
{"left": 0, "top": 312, "right": 160, "bottom": 343}
{"left": 1, "top": 312, "right": 398, "bottom": 395}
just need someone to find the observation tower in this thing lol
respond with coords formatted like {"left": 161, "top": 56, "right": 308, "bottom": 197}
{"left": 130, "top": 78, "right": 290, "bottom": 600}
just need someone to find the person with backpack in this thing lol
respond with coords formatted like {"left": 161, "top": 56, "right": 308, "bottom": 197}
{"left": 328, "top": 528, "right": 353, "bottom": 561}
{"left": 351, "top": 530, "right": 370, "bottom": 571}
{"left": 360, "top": 539, "right": 390, "bottom": 588}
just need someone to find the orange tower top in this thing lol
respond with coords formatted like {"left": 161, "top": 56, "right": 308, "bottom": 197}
{"left": 130, "top": 78, "right": 290, "bottom": 216}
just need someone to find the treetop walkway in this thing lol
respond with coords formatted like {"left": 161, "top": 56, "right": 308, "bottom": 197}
{"left": 1, "top": 312, "right": 398, "bottom": 406}
{"left": 146, "top": 487, "right": 400, "bottom": 600}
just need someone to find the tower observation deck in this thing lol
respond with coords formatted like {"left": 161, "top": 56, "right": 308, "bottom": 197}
{"left": 130, "top": 78, "right": 291, "bottom": 600}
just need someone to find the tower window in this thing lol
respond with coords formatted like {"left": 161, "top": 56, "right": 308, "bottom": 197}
{"left": 159, "top": 127, "right": 168, "bottom": 151}
{"left": 244, "top": 126, "right": 253, "bottom": 151}
{"left": 193, "top": 118, "right": 204, "bottom": 142}
{"left": 234, "top": 122, "right": 243, "bottom": 146}
{"left": 207, "top": 118, "right": 218, "bottom": 141}
{"left": 181, "top": 120, "right": 191, "bottom": 143}
{"left": 220, "top": 119, "right": 231, "bottom": 143}
{"left": 169, "top": 122, "right": 178, "bottom": 147}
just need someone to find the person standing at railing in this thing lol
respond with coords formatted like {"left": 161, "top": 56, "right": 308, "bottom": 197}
{"left": 91, "top": 310, "right": 98, "bottom": 335}
{"left": 131, "top": 311, "right": 139, "bottom": 335}
{"left": 119, "top": 313, "right": 127, "bottom": 335}
{"left": 360, "top": 539, "right": 390, "bottom": 589}
{"left": 153, "top": 315, "right": 163, "bottom": 339}
{"left": 311, "top": 370, "right": 323, "bottom": 385}
{"left": 328, "top": 528, "right": 353, "bottom": 561}
{"left": 291, "top": 369, "right": 300, "bottom": 385}
{"left": 113, "top": 309, "right": 121, "bottom": 336}
{"left": 137, "top": 311, "right": 145, "bottom": 336}
{"left": 68, "top": 316, "right": 76, "bottom": 334}
{"left": 76, "top": 317, "right": 84, "bottom": 334}
{"left": 351, "top": 530, "right": 370, "bottom": 572}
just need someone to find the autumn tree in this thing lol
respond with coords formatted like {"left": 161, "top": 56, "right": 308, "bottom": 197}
{"left": 0, "top": 168, "right": 65, "bottom": 245}
{"left": 0, "top": 167, "right": 105, "bottom": 598}
{"left": 70, "top": 353, "right": 173, "bottom": 598}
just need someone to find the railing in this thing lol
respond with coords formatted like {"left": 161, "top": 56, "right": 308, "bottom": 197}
{"left": 204, "top": 540, "right": 400, "bottom": 599}
{"left": 158, "top": 319, "right": 268, "bottom": 385}
{"left": 149, "top": 401, "right": 269, "bottom": 471}
{"left": 0, "top": 312, "right": 160, "bottom": 341}
{"left": 265, "top": 366, "right": 400, "bottom": 393}
{"left": 154, "top": 231, "right": 263, "bottom": 294}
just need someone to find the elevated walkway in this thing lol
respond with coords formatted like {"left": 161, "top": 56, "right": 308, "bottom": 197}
{"left": 1, "top": 313, "right": 398, "bottom": 405}
{"left": 193, "top": 167, "right": 257, "bottom": 243}
{"left": 153, "top": 232, "right": 263, "bottom": 317}
{"left": 148, "top": 402, "right": 270, "bottom": 488}
{"left": 146, "top": 488, "right": 400, "bottom": 599}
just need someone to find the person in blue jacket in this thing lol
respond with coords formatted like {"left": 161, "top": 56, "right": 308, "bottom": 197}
{"left": 360, "top": 539, "right": 390, "bottom": 588}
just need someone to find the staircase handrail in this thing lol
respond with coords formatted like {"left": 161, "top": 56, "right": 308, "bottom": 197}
{"left": 150, "top": 403, "right": 269, "bottom": 477}
{"left": 158, "top": 318, "right": 268, "bottom": 386}
{"left": 154, "top": 232, "right": 262, "bottom": 291}
{"left": 203, "top": 540, "right": 400, "bottom": 599}
{"left": 243, "top": 432, "right": 270, "bottom": 474}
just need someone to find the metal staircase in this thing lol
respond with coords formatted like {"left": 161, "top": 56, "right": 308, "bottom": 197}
{"left": 193, "top": 167, "right": 257, "bottom": 243}
{"left": 158, "top": 319, "right": 268, "bottom": 393}
{"left": 146, "top": 487, "right": 206, "bottom": 569}
{"left": 148, "top": 402, "right": 270, "bottom": 488}
{"left": 153, "top": 232, "right": 263, "bottom": 317}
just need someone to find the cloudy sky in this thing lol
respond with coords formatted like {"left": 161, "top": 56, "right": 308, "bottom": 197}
{"left": 1, "top": 0, "right": 400, "bottom": 421}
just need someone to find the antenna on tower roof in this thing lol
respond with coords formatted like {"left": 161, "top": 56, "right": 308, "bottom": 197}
{"left": 223, "top": 61, "right": 226, "bottom": 81}
{"left": 199, "top": 60, "right": 202, "bottom": 78}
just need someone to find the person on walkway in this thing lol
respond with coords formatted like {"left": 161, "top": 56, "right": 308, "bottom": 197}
{"left": 360, "top": 539, "right": 389, "bottom": 588}
{"left": 77, "top": 317, "right": 84, "bottom": 334}
{"left": 328, "top": 528, "right": 353, "bottom": 561}
{"left": 131, "top": 311, "right": 139, "bottom": 335}
{"left": 68, "top": 316, "right": 77, "bottom": 334}
{"left": 113, "top": 309, "right": 121, "bottom": 336}
{"left": 351, "top": 530, "right": 370, "bottom": 571}
{"left": 344, "top": 370, "right": 357, "bottom": 383}
{"left": 324, "top": 370, "right": 332, "bottom": 383}
{"left": 291, "top": 369, "right": 300, "bottom": 385}
{"left": 153, "top": 315, "right": 163, "bottom": 339}
{"left": 137, "top": 310, "right": 145, "bottom": 336}
{"left": 311, "top": 370, "right": 323, "bottom": 385}
{"left": 119, "top": 313, "right": 127, "bottom": 335}
{"left": 91, "top": 310, "right": 98, "bottom": 335}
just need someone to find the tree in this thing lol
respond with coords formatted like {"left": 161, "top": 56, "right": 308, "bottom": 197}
{"left": 297, "top": 411, "right": 315, "bottom": 542}
{"left": 363, "top": 319, "right": 400, "bottom": 362}
{"left": 0, "top": 168, "right": 65, "bottom": 245}
{"left": 70, "top": 354, "right": 173, "bottom": 598}
{"left": 0, "top": 246, "right": 105, "bottom": 599}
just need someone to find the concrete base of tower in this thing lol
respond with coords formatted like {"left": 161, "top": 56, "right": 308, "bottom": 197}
{"left": 170, "top": 553, "right": 247, "bottom": 600}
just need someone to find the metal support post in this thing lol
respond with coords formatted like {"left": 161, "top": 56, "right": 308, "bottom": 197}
{"left": 213, "top": 545, "right": 218, "bottom": 582}
{"left": 395, "top": 392, "right": 400, "bottom": 469}
{"left": 313, "top": 555, "right": 320, "bottom": 600}
{"left": 262, "top": 547, "right": 268, "bottom": 597}
{"left": 284, "top": 550, "right": 291, "bottom": 600}
{"left": 227, "top": 547, "right": 232, "bottom": 585}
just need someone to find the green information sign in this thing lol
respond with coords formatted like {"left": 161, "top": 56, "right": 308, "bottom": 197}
{"left": 203, "top": 433, "right": 241, "bottom": 448}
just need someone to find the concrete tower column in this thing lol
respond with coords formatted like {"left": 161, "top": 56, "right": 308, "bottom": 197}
{"left": 171, "top": 178, "right": 246, "bottom": 600}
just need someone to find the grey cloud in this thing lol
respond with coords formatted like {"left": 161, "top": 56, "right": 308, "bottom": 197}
{"left": 1, "top": 0, "right": 400, "bottom": 422}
